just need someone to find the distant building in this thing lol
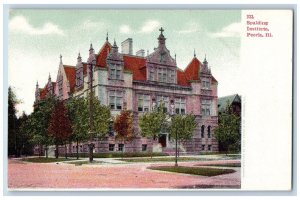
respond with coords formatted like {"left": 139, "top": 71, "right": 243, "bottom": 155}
{"left": 218, "top": 94, "right": 241, "bottom": 116}
{"left": 34, "top": 28, "right": 219, "bottom": 155}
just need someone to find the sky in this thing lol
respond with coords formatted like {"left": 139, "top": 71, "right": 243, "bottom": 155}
{"left": 8, "top": 9, "right": 241, "bottom": 116}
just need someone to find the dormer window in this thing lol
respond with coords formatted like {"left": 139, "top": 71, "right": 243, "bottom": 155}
{"left": 202, "top": 78, "right": 210, "bottom": 89}
{"left": 158, "top": 68, "right": 167, "bottom": 83}
{"left": 149, "top": 68, "right": 155, "bottom": 81}
{"left": 110, "top": 64, "right": 122, "bottom": 80}
{"left": 169, "top": 69, "right": 176, "bottom": 83}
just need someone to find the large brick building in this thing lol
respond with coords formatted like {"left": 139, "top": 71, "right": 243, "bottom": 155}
{"left": 34, "top": 28, "right": 219, "bottom": 154}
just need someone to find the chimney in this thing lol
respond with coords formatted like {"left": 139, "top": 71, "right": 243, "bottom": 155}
{"left": 136, "top": 49, "right": 145, "bottom": 57}
{"left": 121, "top": 38, "right": 133, "bottom": 55}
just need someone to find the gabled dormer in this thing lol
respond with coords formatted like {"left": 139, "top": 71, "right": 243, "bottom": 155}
{"left": 146, "top": 27, "right": 177, "bottom": 84}
{"left": 106, "top": 40, "right": 124, "bottom": 80}
{"left": 199, "top": 55, "right": 212, "bottom": 90}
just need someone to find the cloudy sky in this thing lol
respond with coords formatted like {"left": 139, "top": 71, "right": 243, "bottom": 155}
{"left": 8, "top": 9, "right": 241, "bottom": 116}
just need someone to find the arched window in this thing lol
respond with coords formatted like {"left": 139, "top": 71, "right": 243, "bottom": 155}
{"left": 207, "top": 126, "right": 211, "bottom": 138}
{"left": 201, "top": 125, "right": 205, "bottom": 138}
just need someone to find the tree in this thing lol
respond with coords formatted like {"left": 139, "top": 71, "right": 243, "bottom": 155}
{"left": 67, "top": 95, "right": 111, "bottom": 162}
{"left": 214, "top": 103, "right": 241, "bottom": 154}
{"left": 88, "top": 95, "right": 111, "bottom": 161}
{"left": 48, "top": 101, "right": 72, "bottom": 158}
{"left": 26, "top": 96, "right": 56, "bottom": 157}
{"left": 114, "top": 110, "right": 134, "bottom": 157}
{"left": 8, "top": 87, "right": 19, "bottom": 156}
{"left": 169, "top": 114, "right": 197, "bottom": 166}
{"left": 16, "top": 112, "right": 34, "bottom": 156}
{"left": 66, "top": 97, "right": 89, "bottom": 159}
{"left": 139, "top": 104, "right": 168, "bottom": 157}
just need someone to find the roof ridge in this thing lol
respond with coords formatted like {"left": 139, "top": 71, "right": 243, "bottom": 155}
{"left": 183, "top": 57, "right": 200, "bottom": 72}
{"left": 97, "top": 41, "right": 112, "bottom": 55}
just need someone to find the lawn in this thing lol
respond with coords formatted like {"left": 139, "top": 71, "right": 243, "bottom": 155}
{"left": 118, "top": 157, "right": 212, "bottom": 163}
{"left": 148, "top": 166, "right": 236, "bottom": 177}
{"left": 22, "top": 157, "right": 77, "bottom": 163}
{"left": 64, "top": 160, "right": 103, "bottom": 165}
{"left": 198, "top": 163, "right": 241, "bottom": 167}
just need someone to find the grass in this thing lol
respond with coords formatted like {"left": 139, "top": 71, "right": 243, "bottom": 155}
{"left": 65, "top": 160, "right": 103, "bottom": 165}
{"left": 118, "top": 157, "right": 212, "bottom": 163}
{"left": 198, "top": 163, "right": 241, "bottom": 167}
{"left": 22, "top": 157, "right": 76, "bottom": 163}
{"left": 68, "top": 152, "right": 169, "bottom": 158}
{"left": 148, "top": 166, "right": 236, "bottom": 177}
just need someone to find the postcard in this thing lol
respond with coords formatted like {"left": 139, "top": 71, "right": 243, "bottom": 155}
{"left": 5, "top": 8, "right": 293, "bottom": 192}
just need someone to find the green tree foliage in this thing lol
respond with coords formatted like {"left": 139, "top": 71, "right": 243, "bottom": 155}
{"left": 89, "top": 95, "right": 111, "bottom": 139}
{"left": 48, "top": 101, "right": 72, "bottom": 158}
{"left": 26, "top": 96, "right": 56, "bottom": 157}
{"left": 8, "top": 87, "right": 19, "bottom": 156}
{"left": 214, "top": 103, "right": 241, "bottom": 153}
{"left": 139, "top": 104, "right": 168, "bottom": 141}
{"left": 17, "top": 112, "right": 34, "bottom": 156}
{"left": 169, "top": 114, "right": 197, "bottom": 141}
{"left": 66, "top": 97, "right": 89, "bottom": 159}
{"left": 169, "top": 114, "right": 197, "bottom": 164}
{"left": 67, "top": 95, "right": 111, "bottom": 160}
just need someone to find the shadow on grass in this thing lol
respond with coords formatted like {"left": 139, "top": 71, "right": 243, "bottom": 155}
{"left": 196, "top": 163, "right": 241, "bottom": 167}
{"left": 148, "top": 166, "right": 236, "bottom": 177}
{"left": 64, "top": 160, "right": 103, "bottom": 165}
{"left": 22, "top": 157, "right": 77, "bottom": 163}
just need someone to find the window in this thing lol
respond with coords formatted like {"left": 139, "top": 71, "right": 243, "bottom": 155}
{"left": 202, "top": 145, "right": 205, "bottom": 151}
{"left": 158, "top": 68, "right": 167, "bottom": 82}
{"left": 201, "top": 125, "right": 205, "bottom": 138}
{"left": 157, "top": 96, "right": 169, "bottom": 113}
{"left": 175, "top": 97, "right": 186, "bottom": 114}
{"left": 149, "top": 68, "right": 155, "bottom": 81}
{"left": 109, "top": 144, "right": 115, "bottom": 151}
{"left": 201, "top": 99, "right": 211, "bottom": 116}
{"left": 138, "top": 94, "right": 150, "bottom": 112}
{"left": 207, "top": 126, "right": 211, "bottom": 138}
{"left": 169, "top": 69, "right": 176, "bottom": 83}
{"left": 118, "top": 144, "right": 124, "bottom": 152}
{"left": 109, "top": 90, "right": 123, "bottom": 110}
{"left": 202, "top": 78, "right": 210, "bottom": 89}
{"left": 142, "top": 144, "right": 147, "bottom": 151}
{"left": 110, "top": 64, "right": 122, "bottom": 80}
{"left": 208, "top": 145, "right": 212, "bottom": 151}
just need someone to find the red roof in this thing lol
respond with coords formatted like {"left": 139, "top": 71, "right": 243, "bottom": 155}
{"left": 63, "top": 66, "right": 76, "bottom": 93}
{"left": 39, "top": 82, "right": 56, "bottom": 100}
{"left": 123, "top": 55, "right": 147, "bottom": 81}
{"left": 40, "top": 88, "right": 47, "bottom": 100}
{"left": 176, "top": 69, "right": 189, "bottom": 86}
{"left": 184, "top": 57, "right": 201, "bottom": 81}
{"left": 96, "top": 42, "right": 112, "bottom": 67}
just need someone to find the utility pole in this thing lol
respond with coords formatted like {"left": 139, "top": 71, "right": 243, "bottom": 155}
{"left": 170, "top": 101, "right": 178, "bottom": 167}
{"left": 88, "top": 43, "right": 96, "bottom": 163}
